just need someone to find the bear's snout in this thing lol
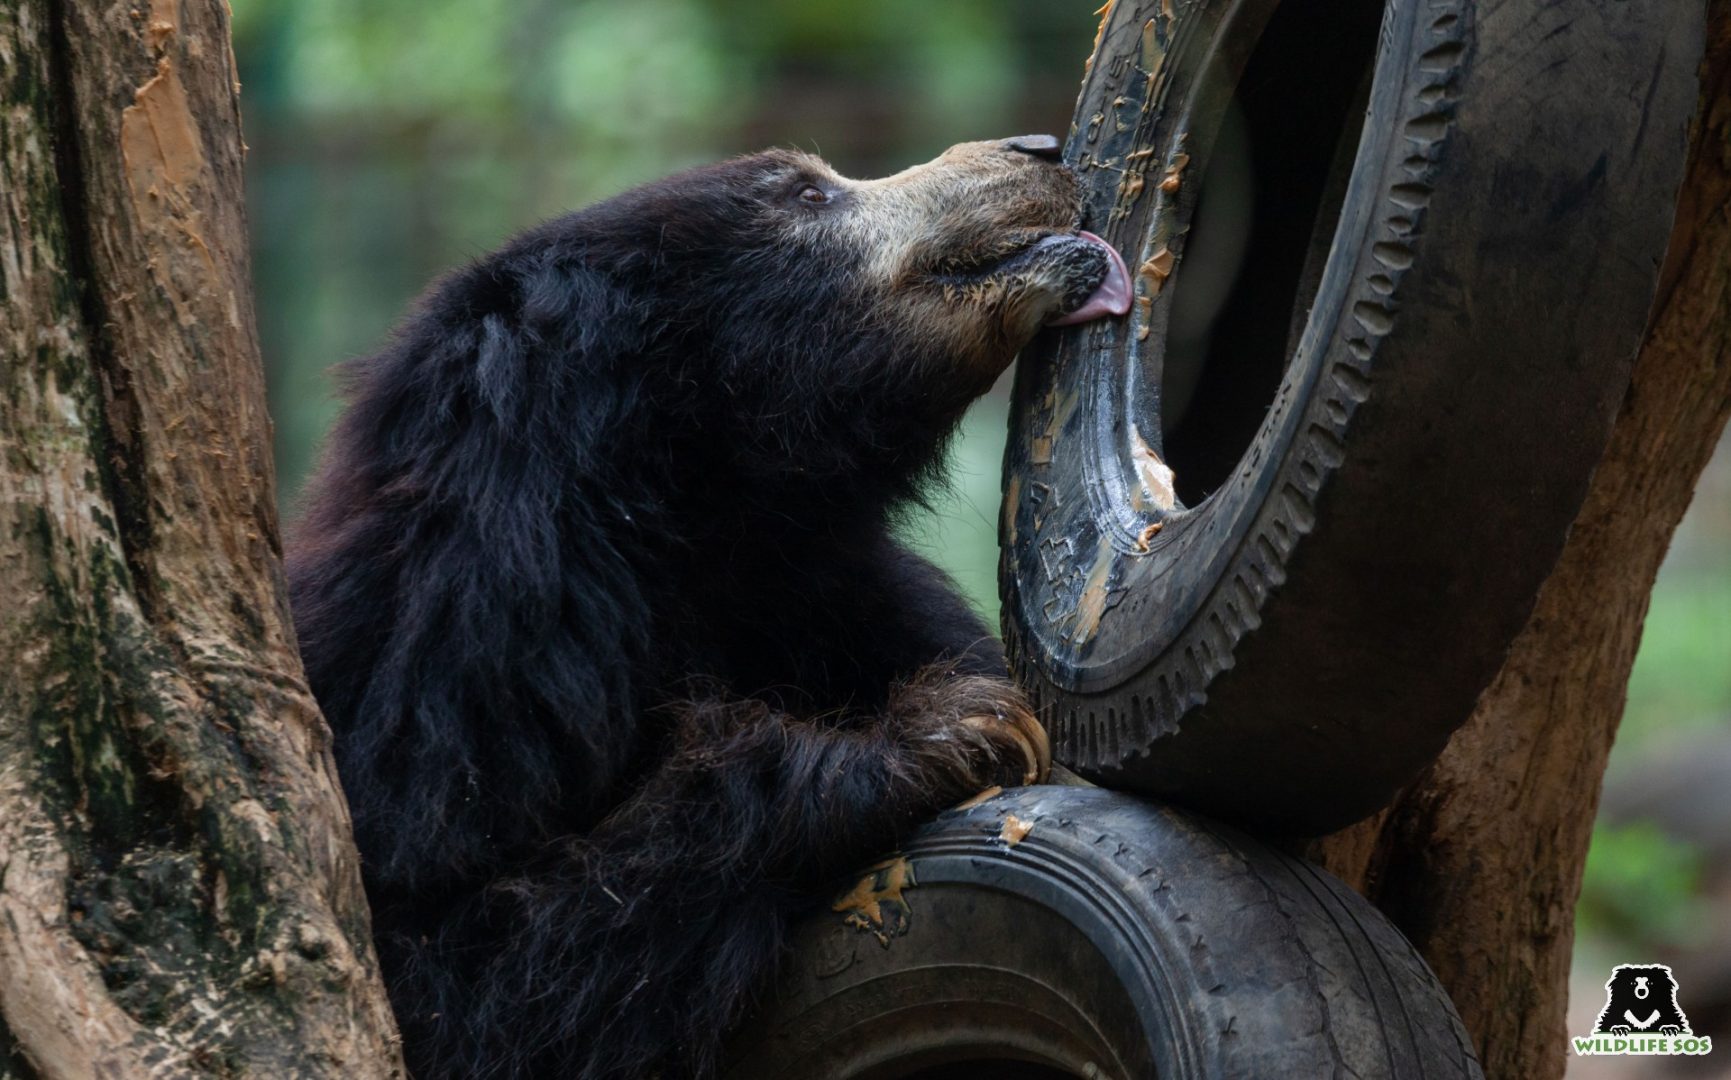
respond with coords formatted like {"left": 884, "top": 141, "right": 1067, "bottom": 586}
{"left": 1003, "top": 134, "right": 1064, "bottom": 162}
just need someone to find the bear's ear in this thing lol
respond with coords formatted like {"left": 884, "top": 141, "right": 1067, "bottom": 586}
{"left": 470, "top": 263, "right": 622, "bottom": 431}
{"left": 516, "top": 255, "right": 626, "bottom": 338}
{"left": 314, "top": 249, "right": 649, "bottom": 530}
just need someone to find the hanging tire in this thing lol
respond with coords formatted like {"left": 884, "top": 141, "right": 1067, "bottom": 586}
{"left": 1000, "top": 0, "right": 1704, "bottom": 833}
{"left": 725, "top": 785, "right": 1482, "bottom": 1079}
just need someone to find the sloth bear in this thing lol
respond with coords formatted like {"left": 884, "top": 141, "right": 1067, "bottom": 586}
{"left": 287, "top": 135, "right": 1132, "bottom": 1079}
{"left": 1593, "top": 964, "right": 1692, "bottom": 1036}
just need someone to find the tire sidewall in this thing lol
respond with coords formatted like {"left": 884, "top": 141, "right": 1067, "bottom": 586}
{"left": 1002, "top": 0, "right": 1700, "bottom": 831}
{"left": 726, "top": 786, "right": 1480, "bottom": 1079}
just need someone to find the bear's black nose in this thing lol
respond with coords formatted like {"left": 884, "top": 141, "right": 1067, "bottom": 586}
{"left": 1005, "top": 134, "right": 1063, "bottom": 161}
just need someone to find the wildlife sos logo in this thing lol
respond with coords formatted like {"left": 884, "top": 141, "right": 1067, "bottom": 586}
{"left": 1572, "top": 964, "right": 1713, "bottom": 1057}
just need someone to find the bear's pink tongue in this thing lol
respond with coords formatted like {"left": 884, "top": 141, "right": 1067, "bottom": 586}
{"left": 1047, "top": 231, "right": 1133, "bottom": 326}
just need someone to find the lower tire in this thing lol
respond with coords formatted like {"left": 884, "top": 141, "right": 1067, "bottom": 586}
{"left": 726, "top": 785, "right": 1482, "bottom": 1079}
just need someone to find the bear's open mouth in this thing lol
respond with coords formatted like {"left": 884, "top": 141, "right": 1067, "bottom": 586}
{"left": 1043, "top": 231, "right": 1132, "bottom": 326}
{"left": 932, "top": 231, "right": 1132, "bottom": 326}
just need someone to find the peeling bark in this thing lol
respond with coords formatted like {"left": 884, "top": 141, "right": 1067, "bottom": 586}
{"left": 1306, "top": 8, "right": 1731, "bottom": 1078}
{"left": 0, "top": 1, "right": 403, "bottom": 1076}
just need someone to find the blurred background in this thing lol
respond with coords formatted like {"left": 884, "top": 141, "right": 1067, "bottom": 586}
{"left": 232, "top": 3, "right": 1730, "bottom": 1071}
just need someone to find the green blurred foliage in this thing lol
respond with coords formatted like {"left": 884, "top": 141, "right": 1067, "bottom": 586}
{"left": 898, "top": 384, "right": 1014, "bottom": 620}
{"left": 1622, "top": 572, "right": 1731, "bottom": 741}
{"left": 234, "top": 0, "right": 1729, "bottom": 983}
{"left": 1578, "top": 432, "right": 1731, "bottom": 958}
{"left": 1577, "top": 821, "right": 1709, "bottom": 952}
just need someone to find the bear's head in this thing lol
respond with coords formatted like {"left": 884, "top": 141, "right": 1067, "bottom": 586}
{"left": 324, "top": 138, "right": 1130, "bottom": 537}
{"left": 575, "top": 137, "right": 1125, "bottom": 375}
{"left": 484, "top": 137, "right": 1129, "bottom": 507}
{"left": 761, "top": 136, "right": 1133, "bottom": 370}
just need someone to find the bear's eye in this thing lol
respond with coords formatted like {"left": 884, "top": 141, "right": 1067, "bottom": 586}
{"left": 796, "top": 184, "right": 831, "bottom": 205}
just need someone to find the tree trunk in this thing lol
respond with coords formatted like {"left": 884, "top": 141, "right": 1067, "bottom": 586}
{"left": 1306, "top": 6, "right": 1731, "bottom": 1078}
{"left": 0, "top": 1, "right": 402, "bottom": 1076}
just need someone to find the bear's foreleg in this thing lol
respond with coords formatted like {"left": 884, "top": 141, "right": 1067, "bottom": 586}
{"left": 418, "top": 667, "right": 1043, "bottom": 1080}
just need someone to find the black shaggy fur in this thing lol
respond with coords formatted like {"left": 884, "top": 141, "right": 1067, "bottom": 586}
{"left": 288, "top": 147, "right": 1077, "bottom": 1078}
